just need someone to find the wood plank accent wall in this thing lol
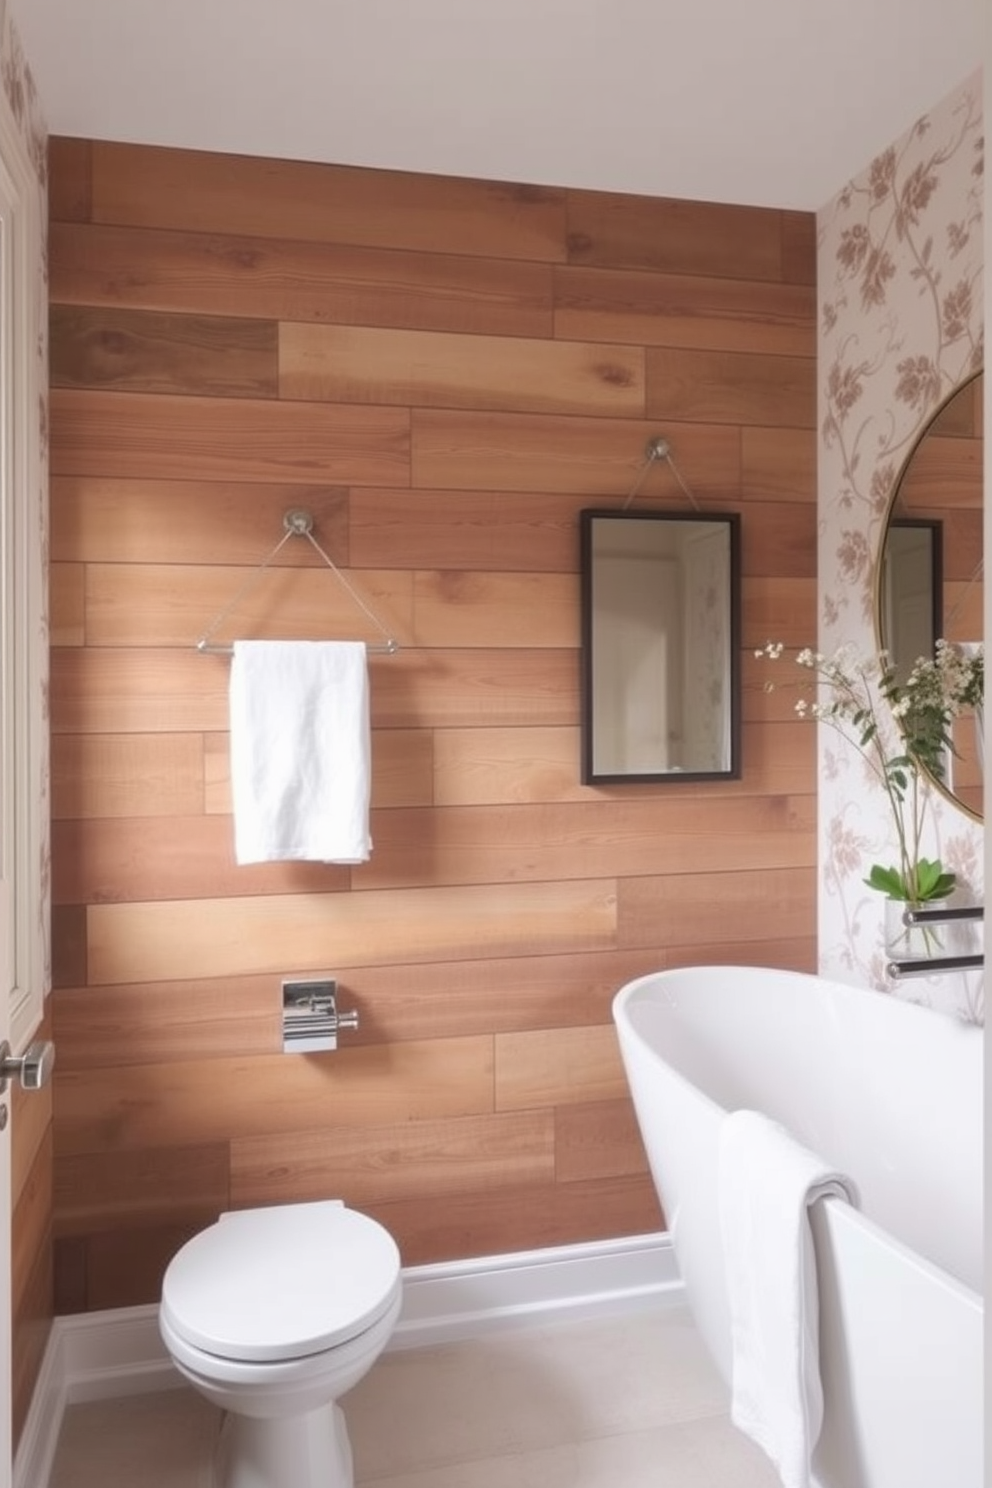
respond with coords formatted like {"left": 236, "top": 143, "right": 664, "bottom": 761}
{"left": 47, "top": 137, "right": 818, "bottom": 1313}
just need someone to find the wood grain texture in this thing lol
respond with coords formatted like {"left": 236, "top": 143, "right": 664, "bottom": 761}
{"left": 368, "top": 1173, "right": 664, "bottom": 1266}
{"left": 55, "top": 1037, "right": 496, "bottom": 1154}
{"left": 618, "top": 867, "right": 816, "bottom": 948}
{"left": 411, "top": 410, "right": 740, "bottom": 494}
{"left": 231, "top": 1110, "right": 555, "bottom": 1209}
{"left": 83, "top": 562, "right": 415, "bottom": 649}
{"left": 47, "top": 135, "right": 818, "bottom": 1306}
{"left": 349, "top": 489, "right": 586, "bottom": 572}
{"left": 50, "top": 732, "right": 205, "bottom": 819}
{"left": 54, "top": 1143, "right": 230, "bottom": 1235}
{"left": 53, "top": 977, "right": 279, "bottom": 1069}
{"left": 50, "top": 305, "right": 278, "bottom": 398}
{"left": 565, "top": 190, "right": 786, "bottom": 281}
{"left": 51, "top": 477, "right": 350, "bottom": 566}
{"left": 554, "top": 1099, "right": 649, "bottom": 1184}
{"left": 50, "top": 562, "right": 85, "bottom": 647}
{"left": 86, "top": 881, "right": 619, "bottom": 984}
{"left": 90, "top": 142, "right": 569, "bottom": 262}
{"left": 51, "top": 814, "right": 350, "bottom": 905}
{"left": 495, "top": 1025, "right": 628, "bottom": 1111}
{"left": 646, "top": 347, "right": 816, "bottom": 428}
{"left": 279, "top": 322, "right": 644, "bottom": 417}
{"left": 554, "top": 265, "right": 815, "bottom": 356}
{"left": 51, "top": 388, "right": 411, "bottom": 486}
{"left": 49, "top": 221, "right": 556, "bottom": 338}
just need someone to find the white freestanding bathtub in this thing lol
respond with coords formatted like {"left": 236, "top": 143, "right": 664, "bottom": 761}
{"left": 612, "top": 965, "right": 983, "bottom": 1488}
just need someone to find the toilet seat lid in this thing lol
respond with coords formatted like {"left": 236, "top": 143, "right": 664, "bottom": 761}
{"left": 161, "top": 1202, "right": 401, "bottom": 1362}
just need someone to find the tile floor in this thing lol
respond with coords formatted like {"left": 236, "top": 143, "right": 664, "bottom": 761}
{"left": 48, "top": 1306, "right": 781, "bottom": 1487}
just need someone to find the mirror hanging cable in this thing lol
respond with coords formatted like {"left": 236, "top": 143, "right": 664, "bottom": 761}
{"left": 621, "top": 436, "right": 701, "bottom": 512}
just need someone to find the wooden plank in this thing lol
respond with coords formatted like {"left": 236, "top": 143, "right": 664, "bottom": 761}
{"left": 205, "top": 727, "right": 434, "bottom": 813}
{"left": 350, "top": 489, "right": 587, "bottom": 572}
{"left": 412, "top": 410, "right": 740, "bottom": 495}
{"left": 358, "top": 795, "right": 816, "bottom": 892}
{"left": 780, "top": 212, "right": 817, "bottom": 286}
{"left": 86, "top": 880, "right": 619, "bottom": 984}
{"left": 51, "top": 478, "right": 349, "bottom": 566}
{"left": 51, "top": 649, "right": 229, "bottom": 734}
{"left": 11, "top": 1010, "right": 54, "bottom": 1207}
{"left": 565, "top": 190, "right": 784, "bottom": 281}
{"left": 54, "top": 1144, "right": 230, "bottom": 1235}
{"left": 12, "top": 1130, "right": 52, "bottom": 1316}
{"left": 743, "top": 577, "right": 817, "bottom": 646}
{"left": 741, "top": 427, "right": 817, "bottom": 502}
{"left": 54, "top": 1036, "right": 496, "bottom": 1153}
{"left": 52, "top": 977, "right": 279, "bottom": 1068}
{"left": 495, "top": 1024, "right": 628, "bottom": 1111}
{"left": 50, "top": 732, "right": 205, "bottom": 819}
{"left": 434, "top": 726, "right": 585, "bottom": 806}
{"left": 50, "top": 305, "right": 278, "bottom": 398}
{"left": 48, "top": 136, "right": 92, "bottom": 223}
{"left": 285, "top": 946, "right": 687, "bottom": 1044}
{"left": 740, "top": 502, "right": 816, "bottom": 577}
{"left": 279, "top": 323, "right": 644, "bottom": 417}
{"left": 618, "top": 866, "right": 816, "bottom": 948}
{"left": 646, "top": 347, "right": 816, "bottom": 428}
{"left": 49, "top": 221, "right": 556, "bottom": 338}
{"left": 369, "top": 649, "right": 579, "bottom": 729}
{"left": 412, "top": 571, "right": 577, "bottom": 648}
{"left": 50, "top": 388, "right": 411, "bottom": 487}
{"left": 90, "top": 142, "right": 569, "bottom": 262}
{"left": 433, "top": 719, "right": 816, "bottom": 805}
{"left": 554, "top": 265, "right": 815, "bottom": 356}
{"left": 50, "top": 562, "right": 85, "bottom": 646}
{"left": 368, "top": 1173, "right": 663, "bottom": 1267}
{"left": 51, "top": 906, "right": 87, "bottom": 990}
{"left": 74, "top": 1222, "right": 205, "bottom": 1312}
{"left": 231, "top": 1110, "right": 555, "bottom": 1209}
{"left": 83, "top": 563, "right": 415, "bottom": 649}
{"left": 12, "top": 1243, "right": 52, "bottom": 1446}
{"left": 51, "top": 815, "right": 349, "bottom": 906}
{"left": 554, "top": 1099, "right": 649, "bottom": 1184}
{"left": 51, "top": 646, "right": 578, "bottom": 733}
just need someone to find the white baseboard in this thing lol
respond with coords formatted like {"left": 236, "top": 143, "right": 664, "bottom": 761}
{"left": 15, "top": 1230, "right": 679, "bottom": 1488}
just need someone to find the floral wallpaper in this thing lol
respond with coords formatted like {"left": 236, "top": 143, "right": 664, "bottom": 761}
{"left": 817, "top": 72, "right": 984, "bottom": 1022}
{"left": 0, "top": 0, "right": 50, "bottom": 1020}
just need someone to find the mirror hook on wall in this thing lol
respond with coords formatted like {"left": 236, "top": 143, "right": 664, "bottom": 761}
{"left": 621, "top": 435, "right": 701, "bottom": 512}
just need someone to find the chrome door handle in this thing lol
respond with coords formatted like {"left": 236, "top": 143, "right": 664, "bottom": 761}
{"left": 0, "top": 1039, "right": 55, "bottom": 1093}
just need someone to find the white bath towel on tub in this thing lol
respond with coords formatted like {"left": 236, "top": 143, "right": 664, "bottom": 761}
{"left": 230, "top": 639, "right": 372, "bottom": 865}
{"left": 718, "top": 1109, "right": 858, "bottom": 1488}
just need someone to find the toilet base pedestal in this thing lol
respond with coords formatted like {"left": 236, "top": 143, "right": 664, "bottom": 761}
{"left": 215, "top": 1401, "right": 354, "bottom": 1488}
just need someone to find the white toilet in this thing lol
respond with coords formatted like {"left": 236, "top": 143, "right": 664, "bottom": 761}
{"left": 159, "top": 1200, "right": 402, "bottom": 1488}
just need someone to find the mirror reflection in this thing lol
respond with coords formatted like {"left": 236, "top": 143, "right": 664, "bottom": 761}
{"left": 877, "top": 370, "right": 983, "bottom": 820}
{"left": 580, "top": 510, "right": 741, "bottom": 783}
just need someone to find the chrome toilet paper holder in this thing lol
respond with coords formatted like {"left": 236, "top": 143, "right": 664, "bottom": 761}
{"left": 282, "top": 978, "right": 359, "bottom": 1053}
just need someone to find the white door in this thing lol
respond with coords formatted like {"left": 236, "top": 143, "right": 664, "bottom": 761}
{"left": 0, "top": 108, "right": 50, "bottom": 1488}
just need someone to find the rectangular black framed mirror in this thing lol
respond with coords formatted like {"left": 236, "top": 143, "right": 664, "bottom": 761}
{"left": 580, "top": 509, "right": 742, "bottom": 784}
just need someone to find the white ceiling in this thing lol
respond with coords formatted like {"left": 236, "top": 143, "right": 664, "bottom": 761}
{"left": 8, "top": 0, "right": 985, "bottom": 212}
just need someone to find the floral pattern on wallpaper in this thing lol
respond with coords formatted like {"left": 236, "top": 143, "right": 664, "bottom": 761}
{"left": 0, "top": 5, "right": 50, "bottom": 1001}
{"left": 817, "top": 72, "right": 983, "bottom": 1022}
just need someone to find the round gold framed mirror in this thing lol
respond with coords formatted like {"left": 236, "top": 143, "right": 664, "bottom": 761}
{"left": 875, "top": 369, "right": 983, "bottom": 823}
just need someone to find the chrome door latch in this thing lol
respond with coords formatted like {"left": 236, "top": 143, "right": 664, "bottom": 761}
{"left": 0, "top": 1039, "right": 55, "bottom": 1094}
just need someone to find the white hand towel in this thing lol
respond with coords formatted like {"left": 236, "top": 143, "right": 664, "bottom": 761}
{"left": 230, "top": 640, "right": 372, "bottom": 865}
{"left": 718, "top": 1109, "right": 858, "bottom": 1488}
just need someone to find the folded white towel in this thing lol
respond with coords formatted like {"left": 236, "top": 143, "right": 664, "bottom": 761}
{"left": 718, "top": 1109, "right": 858, "bottom": 1488}
{"left": 229, "top": 640, "right": 372, "bottom": 865}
